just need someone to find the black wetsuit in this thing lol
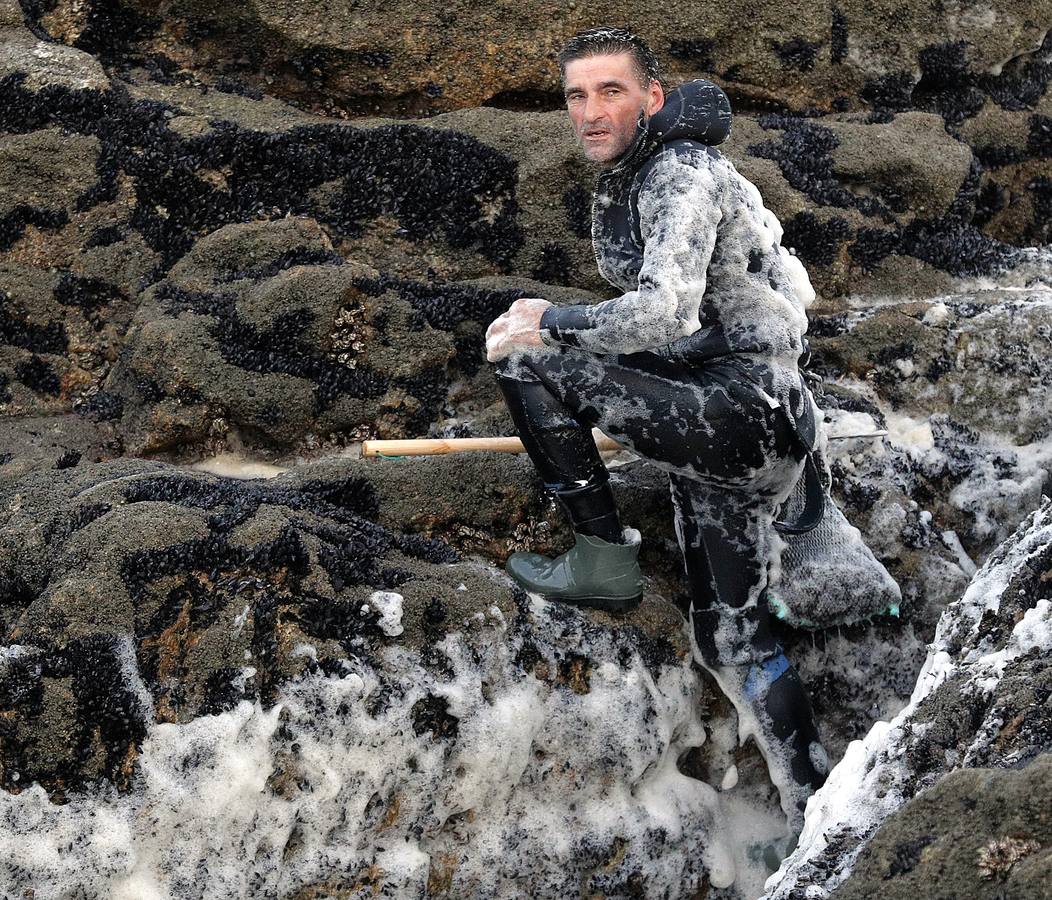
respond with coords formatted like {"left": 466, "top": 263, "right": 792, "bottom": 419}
{"left": 494, "top": 79, "right": 828, "bottom": 820}
{"left": 496, "top": 349, "right": 804, "bottom": 665}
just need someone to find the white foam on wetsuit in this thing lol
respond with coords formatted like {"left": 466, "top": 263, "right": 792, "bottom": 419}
{"left": 541, "top": 146, "right": 816, "bottom": 428}
{"left": 500, "top": 145, "right": 819, "bottom": 521}
{"left": 687, "top": 607, "right": 815, "bottom": 837}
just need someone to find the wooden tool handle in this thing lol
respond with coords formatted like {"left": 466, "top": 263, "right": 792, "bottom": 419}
{"left": 362, "top": 428, "right": 889, "bottom": 458}
{"left": 362, "top": 432, "right": 624, "bottom": 458}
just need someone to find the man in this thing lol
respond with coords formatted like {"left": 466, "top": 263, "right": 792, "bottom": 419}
{"left": 485, "top": 27, "right": 827, "bottom": 840}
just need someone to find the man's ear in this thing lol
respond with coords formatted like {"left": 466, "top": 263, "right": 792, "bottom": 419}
{"left": 647, "top": 81, "right": 665, "bottom": 116}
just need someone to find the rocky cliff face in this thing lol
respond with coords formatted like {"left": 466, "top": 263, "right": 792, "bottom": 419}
{"left": 766, "top": 499, "right": 1052, "bottom": 899}
{"left": 1, "top": 0, "right": 1051, "bottom": 896}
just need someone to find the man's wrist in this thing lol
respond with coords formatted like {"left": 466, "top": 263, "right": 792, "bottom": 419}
{"left": 538, "top": 305, "right": 559, "bottom": 346}
{"left": 539, "top": 304, "right": 587, "bottom": 349}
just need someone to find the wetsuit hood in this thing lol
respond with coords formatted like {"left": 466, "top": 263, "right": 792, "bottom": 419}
{"left": 607, "top": 78, "right": 732, "bottom": 174}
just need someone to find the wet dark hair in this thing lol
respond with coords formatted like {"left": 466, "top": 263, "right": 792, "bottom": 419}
{"left": 558, "top": 27, "right": 661, "bottom": 90}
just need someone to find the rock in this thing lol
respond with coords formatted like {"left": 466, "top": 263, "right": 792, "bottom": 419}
{"left": 1, "top": 13, "right": 1049, "bottom": 426}
{"left": 828, "top": 112, "right": 974, "bottom": 221}
{"left": 0, "top": 57, "right": 612, "bottom": 432}
{"left": 0, "top": 455, "right": 756, "bottom": 896}
{"left": 764, "top": 497, "right": 1052, "bottom": 898}
{"left": 837, "top": 254, "right": 959, "bottom": 305}
{"left": 419, "top": 105, "right": 605, "bottom": 291}
{"left": 0, "top": 412, "right": 119, "bottom": 478}
{"left": 953, "top": 90, "right": 1052, "bottom": 249}
{"left": 100, "top": 217, "right": 606, "bottom": 456}
{"left": 831, "top": 757, "right": 1052, "bottom": 899}
{"left": 0, "top": 0, "right": 19, "bottom": 27}
{"left": 812, "top": 289, "right": 1052, "bottom": 441}
{"left": 2, "top": 6, "right": 1052, "bottom": 894}
{"left": 0, "top": 445, "right": 952, "bottom": 896}
{"left": 24, "top": 0, "right": 1052, "bottom": 120}
{"left": 0, "top": 3, "right": 109, "bottom": 94}
{"left": 735, "top": 110, "right": 992, "bottom": 302}
{"left": 739, "top": 112, "right": 1032, "bottom": 304}
{"left": 0, "top": 254, "right": 144, "bottom": 416}
{"left": 0, "top": 456, "right": 697, "bottom": 781}
{"left": 0, "top": 128, "right": 100, "bottom": 222}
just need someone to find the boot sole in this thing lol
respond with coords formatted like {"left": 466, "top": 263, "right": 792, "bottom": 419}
{"left": 541, "top": 593, "right": 643, "bottom": 614}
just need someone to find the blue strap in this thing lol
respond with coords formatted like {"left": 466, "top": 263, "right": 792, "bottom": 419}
{"left": 744, "top": 652, "right": 790, "bottom": 701}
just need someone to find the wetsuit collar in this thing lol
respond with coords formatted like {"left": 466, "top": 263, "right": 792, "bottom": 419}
{"left": 603, "top": 78, "right": 733, "bottom": 175}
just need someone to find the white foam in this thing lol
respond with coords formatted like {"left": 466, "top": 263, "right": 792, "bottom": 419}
{"left": 0, "top": 591, "right": 788, "bottom": 897}
{"left": 921, "top": 301, "right": 952, "bottom": 326}
{"left": 189, "top": 452, "right": 287, "bottom": 480}
{"left": 365, "top": 590, "right": 405, "bottom": 637}
{"left": 721, "top": 764, "right": 739, "bottom": 790}
{"left": 884, "top": 411, "right": 935, "bottom": 453}
{"left": 941, "top": 529, "right": 977, "bottom": 576}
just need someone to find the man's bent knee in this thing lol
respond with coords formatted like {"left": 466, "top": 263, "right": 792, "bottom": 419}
{"left": 493, "top": 349, "right": 550, "bottom": 383}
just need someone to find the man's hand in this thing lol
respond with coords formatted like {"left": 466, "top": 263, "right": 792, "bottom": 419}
{"left": 485, "top": 297, "right": 553, "bottom": 362}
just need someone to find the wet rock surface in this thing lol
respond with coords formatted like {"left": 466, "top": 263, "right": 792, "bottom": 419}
{"left": 808, "top": 288, "right": 1052, "bottom": 587}
{"left": 0, "top": 0, "right": 1051, "bottom": 451}
{"left": 831, "top": 758, "right": 1052, "bottom": 900}
{"left": 0, "top": 459, "right": 452, "bottom": 791}
{"left": 0, "top": 456, "right": 750, "bottom": 896}
{"left": 101, "top": 217, "right": 607, "bottom": 456}
{"left": 20, "top": 0, "right": 1052, "bottom": 121}
{"left": 0, "top": 452, "right": 710, "bottom": 777}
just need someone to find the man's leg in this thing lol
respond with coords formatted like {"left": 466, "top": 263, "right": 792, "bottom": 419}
{"left": 494, "top": 364, "right": 624, "bottom": 543}
{"left": 496, "top": 346, "right": 790, "bottom": 485}
{"left": 493, "top": 350, "right": 644, "bottom": 610}
{"left": 669, "top": 472, "right": 828, "bottom": 835}
{"left": 495, "top": 346, "right": 827, "bottom": 831}
{"left": 492, "top": 345, "right": 801, "bottom": 611}
{"left": 493, "top": 344, "right": 800, "bottom": 549}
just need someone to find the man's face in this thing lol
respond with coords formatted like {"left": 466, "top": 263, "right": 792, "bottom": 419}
{"left": 563, "top": 52, "right": 664, "bottom": 167}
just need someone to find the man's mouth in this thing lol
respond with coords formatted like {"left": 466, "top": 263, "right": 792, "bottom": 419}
{"left": 584, "top": 129, "right": 610, "bottom": 140}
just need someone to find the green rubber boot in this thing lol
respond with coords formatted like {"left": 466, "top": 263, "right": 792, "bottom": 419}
{"left": 505, "top": 527, "right": 644, "bottom": 613}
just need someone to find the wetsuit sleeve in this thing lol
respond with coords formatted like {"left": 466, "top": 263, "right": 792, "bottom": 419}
{"left": 539, "top": 155, "right": 722, "bottom": 355}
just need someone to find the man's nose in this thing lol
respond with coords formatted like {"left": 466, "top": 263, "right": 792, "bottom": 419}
{"left": 582, "top": 93, "right": 607, "bottom": 126}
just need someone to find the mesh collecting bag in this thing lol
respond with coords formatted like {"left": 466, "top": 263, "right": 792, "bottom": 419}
{"left": 766, "top": 436, "right": 902, "bottom": 629}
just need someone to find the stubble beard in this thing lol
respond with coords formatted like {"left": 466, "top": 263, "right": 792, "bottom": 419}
{"left": 582, "top": 109, "right": 646, "bottom": 168}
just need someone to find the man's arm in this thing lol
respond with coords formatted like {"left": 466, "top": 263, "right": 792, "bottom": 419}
{"left": 539, "top": 154, "right": 723, "bottom": 356}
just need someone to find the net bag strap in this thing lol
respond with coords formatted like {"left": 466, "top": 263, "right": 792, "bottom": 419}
{"left": 774, "top": 451, "right": 825, "bottom": 536}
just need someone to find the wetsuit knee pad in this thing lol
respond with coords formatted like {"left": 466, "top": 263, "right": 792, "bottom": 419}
{"left": 691, "top": 602, "right": 782, "bottom": 668}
